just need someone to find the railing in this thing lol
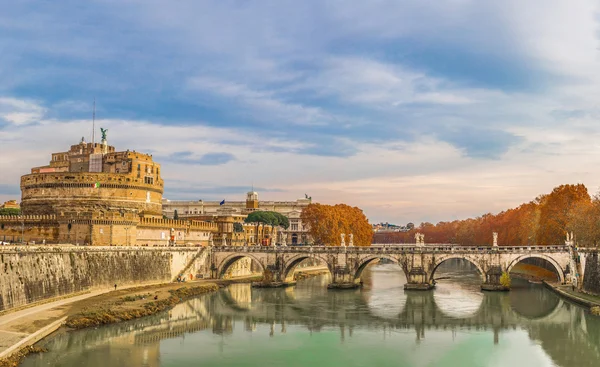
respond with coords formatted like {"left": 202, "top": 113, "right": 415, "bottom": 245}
{"left": 212, "top": 244, "right": 571, "bottom": 254}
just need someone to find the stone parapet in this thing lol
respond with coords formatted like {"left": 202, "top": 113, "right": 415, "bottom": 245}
{"left": 0, "top": 246, "right": 200, "bottom": 254}
{"left": 21, "top": 172, "right": 163, "bottom": 191}
{"left": 138, "top": 217, "right": 218, "bottom": 232}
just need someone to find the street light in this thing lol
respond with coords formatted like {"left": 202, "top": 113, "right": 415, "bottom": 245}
{"left": 21, "top": 217, "right": 24, "bottom": 245}
{"left": 124, "top": 227, "right": 129, "bottom": 246}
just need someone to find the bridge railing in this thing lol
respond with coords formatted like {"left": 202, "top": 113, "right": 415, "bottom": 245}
{"left": 212, "top": 244, "right": 569, "bottom": 253}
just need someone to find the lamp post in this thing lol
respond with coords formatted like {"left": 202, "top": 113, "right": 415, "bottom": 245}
{"left": 124, "top": 227, "right": 129, "bottom": 246}
{"left": 21, "top": 217, "right": 24, "bottom": 245}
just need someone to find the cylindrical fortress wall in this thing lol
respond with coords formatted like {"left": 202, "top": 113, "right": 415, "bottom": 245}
{"left": 20, "top": 172, "right": 164, "bottom": 215}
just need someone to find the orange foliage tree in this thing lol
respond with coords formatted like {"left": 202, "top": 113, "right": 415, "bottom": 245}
{"left": 301, "top": 203, "right": 373, "bottom": 246}
{"left": 372, "top": 183, "right": 597, "bottom": 247}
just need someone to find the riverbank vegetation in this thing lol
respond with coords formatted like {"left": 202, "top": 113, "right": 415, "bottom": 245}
{"left": 374, "top": 184, "right": 600, "bottom": 246}
{"left": 0, "top": 346, "right": 46, "bottom": 367}
{"left": 65, "top": 283, "right": 218, "bottom": 329}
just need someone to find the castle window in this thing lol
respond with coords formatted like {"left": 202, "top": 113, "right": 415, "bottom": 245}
{"left": 137, "top": 164, "right": 140, "bottom": 170}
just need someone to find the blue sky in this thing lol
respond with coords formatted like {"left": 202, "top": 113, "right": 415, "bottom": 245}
{"left": 2, "top": 1, "right": 600, "bottom": 224}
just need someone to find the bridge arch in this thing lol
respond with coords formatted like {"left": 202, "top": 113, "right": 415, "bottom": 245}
{"left": 217, "top": 253, "right": 265, "bottom": 279}
{"left": 506, "top": 254, "right": 565, "bottom": 284}
{"left": 282, "top": 254, "right": 331, "bottom": 283}
{"left": 429, "top": 255, "right": 486, "bottom": 283}
{"left": 353, "top": 255, "right": 404, "bottom": 281}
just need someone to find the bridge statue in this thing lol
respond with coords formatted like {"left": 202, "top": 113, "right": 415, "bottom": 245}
{"left": 415, "top": 233, "right": 425, "bottom": 246}
{"left": 493, "top": 232, "right": 498, "bottom": 247}
{"left": 348, "top": 233, "right": 354, "bottom": 247}
{"left": 340, "top": 233, "right": 345, "bottom": 247}
{"left": 280, "top": 231, "right": 287, "bottom": 247}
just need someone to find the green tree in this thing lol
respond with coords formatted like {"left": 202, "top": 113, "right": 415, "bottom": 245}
{"left": 173, "top": 210, "right": 179, "bottom": 220}
{"left": 500, "top": 272, "right": 511, "bottom": 288}
{"left": 0, "top": 208, "right": 20, "bottom": 216}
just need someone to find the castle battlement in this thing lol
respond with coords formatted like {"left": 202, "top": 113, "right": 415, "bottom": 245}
{"left": 0, "top": 215, "right": 57, "bottom": 222}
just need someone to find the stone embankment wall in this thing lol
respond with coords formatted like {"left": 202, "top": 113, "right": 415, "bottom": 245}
{"left": 583, "top": 251, "right": 600, "bottom": 295}
{"left": 0, "top": 246, "right": 210, "bottom": 312}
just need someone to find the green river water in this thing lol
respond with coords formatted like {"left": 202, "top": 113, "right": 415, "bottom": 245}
{"left": 20, "top": 264, "right": 600, "bottom": 367}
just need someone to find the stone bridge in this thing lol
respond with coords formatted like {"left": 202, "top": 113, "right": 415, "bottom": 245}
{"left": 209, "top": 243, "right": 589, "bottom": 290}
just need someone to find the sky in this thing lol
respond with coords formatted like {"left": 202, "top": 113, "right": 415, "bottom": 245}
{"left": 1, "top": 1, "right": 600, "bottom": 225}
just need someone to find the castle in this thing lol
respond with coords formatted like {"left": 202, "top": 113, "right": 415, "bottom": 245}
{"left": 0, "top": 134, "right": 217, "bottom": 246}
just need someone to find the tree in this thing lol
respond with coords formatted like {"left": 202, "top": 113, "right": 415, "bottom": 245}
{"left": 301, "top": 203, "right": 372, "bottom": 246}
{"left": 536, "top": 184, "right": 591, "bottom": 245}
{"left": 0, "top": 208, "right": 20, "bottom": 216}
{"left": 500, "top": 272, "right": 511, "bottom": 288}
{"left": 245, "top": 211, "right": 290, "bottom": 245}
{"left": 173, "top": 209, "right": 179, "bottom": 220}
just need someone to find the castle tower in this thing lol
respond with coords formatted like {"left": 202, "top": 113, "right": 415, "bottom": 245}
{"left": 246, "top": 191, "right": 259, "bottom": 211}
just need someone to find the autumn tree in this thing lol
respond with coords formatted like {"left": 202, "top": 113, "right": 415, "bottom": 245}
{"left": 301, "top": 203, "right": 372, "bottom": 246}
{"left": 372, "top": 183, "right": 595, "bottom": 247}
{"left": 536, "top": 184, "right": 591, "bottom": 245}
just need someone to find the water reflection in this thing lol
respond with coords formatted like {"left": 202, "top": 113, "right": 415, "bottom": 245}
{"left": 21, "top": 265, "right": 600, "bottom": 367}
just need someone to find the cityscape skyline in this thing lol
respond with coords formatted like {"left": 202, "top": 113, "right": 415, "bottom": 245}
{"left": 2, "top": 1, "right": 600, "bottom": 225}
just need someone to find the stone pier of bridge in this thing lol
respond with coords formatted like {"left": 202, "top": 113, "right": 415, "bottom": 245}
{"left": 208, "top": 238, "right": 585, "bottom": 291}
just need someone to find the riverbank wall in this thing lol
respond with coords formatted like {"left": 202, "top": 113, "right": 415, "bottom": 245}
{"left": 0, "top": 246, "right": 211, "bottom": 312}
{"left": 583, "top": 250, "right": 600, "bottom": 295}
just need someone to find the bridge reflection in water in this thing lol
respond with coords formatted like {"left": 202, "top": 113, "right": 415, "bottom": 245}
{"left": 21, "top": 266, "right": 600, "bottom": 367}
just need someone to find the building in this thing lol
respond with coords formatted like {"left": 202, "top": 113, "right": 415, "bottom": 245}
{"left": 0, "top": 200, "right": 20, "bottom": 210}
{"left": 163, "top": 191, "right": 312, "bottom": 245}
{"left": 0, "top": 133, "right": 217, "bottom": 245}
{"left": 189, "top": 211, "right": 278, "bottom": 247}
{"left": 21, "top": 136, "right": 163, "bottom": 216}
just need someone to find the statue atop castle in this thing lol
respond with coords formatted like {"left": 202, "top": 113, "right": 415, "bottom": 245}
{"left": 100, "top": 128, "right": 108, "bottom": 143}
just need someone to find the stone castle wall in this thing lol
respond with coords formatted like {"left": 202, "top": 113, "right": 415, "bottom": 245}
{"left": 0, "top": 215, "right": 60, "bottom": 244}
{"left": 20, "top": 172, "right": 163, "bottom": 215}
{"left": 0, "top": 246, "right": 210, "bottom": 311}
{"left": 0, "top": 215, "right": 218, "bottom": 246}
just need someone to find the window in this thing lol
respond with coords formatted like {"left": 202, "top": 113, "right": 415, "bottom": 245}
{"left": 137, "top": 164, "right": 140, "bottom": 170}
{"left": 292, "top": 224, "right": 298, "bottom": 231}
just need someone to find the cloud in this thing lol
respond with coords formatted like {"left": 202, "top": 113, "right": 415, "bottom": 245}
{"left": 0, "top": 97, "right": 46, "bottom": 126}
{"left": 0, "top": 184, "right": 20, "bottom": 196}
{"left": 2, "top": 1, "right": 600, "bottom": 225}
{"left": 166, "top": 151, "right": 236, "bottom": 166}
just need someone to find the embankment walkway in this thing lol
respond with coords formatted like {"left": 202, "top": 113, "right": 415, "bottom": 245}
{"left": 0, "top": 282, "right": 165, "bottom": 360}
{"left": 543, "top": 282, "right": 600, "bottom": 309}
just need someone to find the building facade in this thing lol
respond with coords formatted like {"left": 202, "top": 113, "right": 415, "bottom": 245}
{"left": 0, "top": 200, "right": 20, "bottom": 210}
{"left": 163, "top": 191, "right": 312, "bottom": 245}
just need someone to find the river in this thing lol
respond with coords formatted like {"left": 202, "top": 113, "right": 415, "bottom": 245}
{"left": 20, "top": 263, "right": 600, "bottom": 367}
